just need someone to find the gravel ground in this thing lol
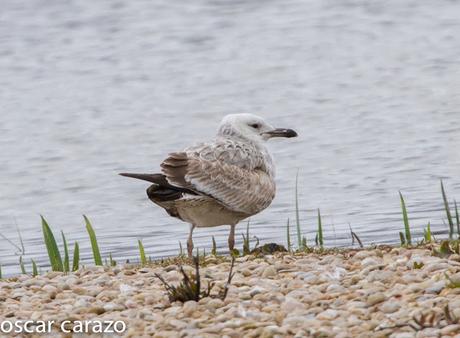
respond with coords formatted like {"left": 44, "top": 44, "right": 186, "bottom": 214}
{"left": 1, "top": 245, "right": 460, "bottom": 337}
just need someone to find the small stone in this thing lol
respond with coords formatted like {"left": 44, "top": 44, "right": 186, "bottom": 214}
{"left": 448, "top": 272, "right": 460, "bottom": 285}
{"left": 103, "top": 302, "right": 125, "bottom": 312}
{"left": 120, "top": 283, "right": 136, "bottom": 295}
{"left": 441, "top": 324, "right": 460, "bottom": 335}
{"left": 42, "top": 285, "right": 58, "bottom": 293}
{"left": 249, "top": 286, "right": 266, "bottom": 297}
{"left": 316, "top": 309, "right": 339, "bottom": 320}
{"left": 449, "top": 254, "right": 460, "bottom": 262}
{"left": 281, "top": 297, "right": 304, "bottom": 313}
{"left": 367, "top": 292, "right": 386, "bottom": 306}
{"left": 390, "top": 333, "right": 414, "bottom": 338}
{"left": 361, "top": 257, "right": 379, "bottom": 267}
{"left": 425, "top": 281, "right": 445, "bottom": 294}
{"left": 326, "top": 284, "right": 346, "bottom": 293}
{"left": 425, "top": 262, "right": 449, "bottom": 273}
{"left": 125, "top": 299, "right": 137, "bottom": 308}
{"left": 354, "top": 251, "right": 373, "bottom": 259}
{"left": 169, "top": 319, "right": 187, "bottom": 330}
{"left": 261, "top": 266, "right": 277, "bottom": 278}
{"left": 182, "top": 300, "right": 198, "bottom": 316}
{"left": 207, "top": 298, "right": 224, "bottom": 309}
{"left": 87, "top": 306, "right": 105, "bottom": 315}
{"left": 380, "top": 301, "right": 400, "bottom": 314}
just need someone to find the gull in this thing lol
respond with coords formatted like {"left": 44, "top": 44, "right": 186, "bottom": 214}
{"left": 120, "top": 114, "right": 297, "bottom": 257}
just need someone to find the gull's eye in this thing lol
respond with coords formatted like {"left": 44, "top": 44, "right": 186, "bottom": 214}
{"left": 250, "top": 123, "right": 260, "bottom": 129}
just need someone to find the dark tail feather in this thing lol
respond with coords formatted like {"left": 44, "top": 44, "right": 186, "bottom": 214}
{"left": 119, "top": 172, "right": 198, "bottom": 195}
{"left": 119, "top": 173, "right": 166, "bottom": 184}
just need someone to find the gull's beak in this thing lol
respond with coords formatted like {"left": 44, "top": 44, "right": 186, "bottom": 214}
{"left": 263, "top": 128, "right": 298, "bottom": 138}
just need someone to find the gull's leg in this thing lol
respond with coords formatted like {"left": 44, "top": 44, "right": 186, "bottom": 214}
{"left": 187, "top": 224, "right": 195, "bottom": 258}
{"left": 228, "top": 224, "right": 236, "bottom": 252}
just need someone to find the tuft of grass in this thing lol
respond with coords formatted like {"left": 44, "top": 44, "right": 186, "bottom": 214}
{"left": 32, "top": 259, "right": 38, "bottom": 276}
{"left": 424, "top": 222, "right": 432, "bottom": 243}
{"left": 84, "top": 215, "right": 102, "bottom": 266}
{"left": 441, "top": 180, "right": 454, "bottom": 239}
{"left": 295, "top": 171, "right": 303, "bottom": 249}
{"left": 19, "top": 256, "right": 26, "bottom": 274}
{"left": 155, "top": 256, "right": 208, "bottom": 302}
{"left": 72, "top": 242, "right": 80, "bottom": 272}
{"left": 413, "top": 261, "right": 424, "bottom": 269}
{"left": 155, "top": 256, "right": 235, "bottom": 303}
{"left": 317, "top": 209, "right": 324, "bottom": 248}
{"left": 61, "top": 231, "right": 70, "bottom": 273}
{"left": 434, "top": 240, "right": 455, "bottom": 257}
{"left": 286, "top": 218, "right": 291, "bottom": 252}
{"left": 211, "top": 236, "right": 217, "bottom": 256}
{"left": 138, "top": 240, "right": 147, "bottom": 266}
{"left": 399, "top": 192, "right": 412, "bottom": 246}
{"left": 41, "top": 216, "right": 64, "bottom": 272}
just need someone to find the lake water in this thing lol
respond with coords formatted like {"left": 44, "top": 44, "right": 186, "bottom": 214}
{"left": 1, "top": 0, "right": 460, "bottom": 276}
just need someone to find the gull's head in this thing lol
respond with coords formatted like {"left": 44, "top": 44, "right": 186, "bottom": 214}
{"left": 217, "top": 113, "right": 298, "bottom": 143}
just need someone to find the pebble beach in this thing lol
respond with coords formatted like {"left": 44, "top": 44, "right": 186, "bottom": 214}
{"left": 2, "top": 245, "right": 460, "bottom": 338}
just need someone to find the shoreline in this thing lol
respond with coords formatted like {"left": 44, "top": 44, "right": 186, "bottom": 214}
{"left": 1, "top": 245, "right": 460, "bottom": 337}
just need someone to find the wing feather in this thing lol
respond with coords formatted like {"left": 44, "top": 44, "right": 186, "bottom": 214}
{"left": 160, "top": 138, "right": 275, "bottom": 214}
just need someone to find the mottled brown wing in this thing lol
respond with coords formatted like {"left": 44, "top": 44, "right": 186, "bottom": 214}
{"left": 160, "top": 152, "right": 275, "bottom": 215}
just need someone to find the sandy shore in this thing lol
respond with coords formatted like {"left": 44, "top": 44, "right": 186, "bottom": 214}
{"left": 1, "top": 245, "right": 460, "bottom": 337}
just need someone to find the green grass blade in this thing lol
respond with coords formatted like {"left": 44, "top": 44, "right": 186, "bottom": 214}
{"left": 424, "top": 222, "right": 432, "bottom": 242}
{"left": 246, "top": 220, "right": 250, "bottom": 251}
{"left": 455, "top": 200, "right": 459, "bottom": 238}
{"left": 399, "top": 232, "right": 406, "bottom": 246}
{"left": 16, "top": 224, "right": 25, "bottom": 255}
{"left": 109, "top": 253, "right": 116, "bottom": 266}
{"left": 61, "top": 231, "right": 70, "bottom": 273}
{"left": 399, "top": 192, "right": 411, "bottom": 245}
{"left": 295, "top": 172, "right": 302, "bottom": 248}
{"left": 0, "top": 265, "right": 2, "bottom": 279}
{"left": 242, "top": 234, "right": 249, "bottom": 255}
{"left": 317, "top": 209, "right": 324, "bottom": 248}
{"left": 242, "top": 220, "right": 250, "bottom": 255}
{"left": 32, "top": 259, "right": 38, "bottom": 277}
{"left": 19, "top": 256, "right": 27, "bottom": 274}
{"left": 211, "top": 236, "right": 217, "bottom": 256}
{"left": 83, "top": 215, "right": 102, "bottom": 266}
{"left": 286, "top": 218, "right": 291, "bottom": 252}
{"left": 41, "top": 215, "right": 63, "bottom": 271}
{"left": 138, "top": 240, "right": 147, "bottom": 266}
{"left": 441, "top": 180, "right": 454, "bottom": 239}
{"left": 179, "top": 241, "right": 183, "bottom": 256}
{"left": 72, "top": 242, "right": 80, "bottom": 271}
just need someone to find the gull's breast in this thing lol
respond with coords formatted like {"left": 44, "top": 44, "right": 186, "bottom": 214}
{"left": 174, "top": 195, "right": 250, "bottom": 227}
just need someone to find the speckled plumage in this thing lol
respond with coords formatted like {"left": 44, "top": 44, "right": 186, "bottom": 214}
{"left": 121, "top": 113, "right": 297, "bottom": 256}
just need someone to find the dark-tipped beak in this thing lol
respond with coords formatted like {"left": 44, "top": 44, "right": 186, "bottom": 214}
{"left": 263, "top": 128, "right": 298, "bottom": 138}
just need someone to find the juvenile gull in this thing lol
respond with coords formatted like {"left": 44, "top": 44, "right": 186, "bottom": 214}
{"left": 120, "top": 114, "right": 297, "bottom": 257}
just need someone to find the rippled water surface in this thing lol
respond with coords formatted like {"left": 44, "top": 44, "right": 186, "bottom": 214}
{"left": 1, "top": 0, "right": 460, "bottom": 275}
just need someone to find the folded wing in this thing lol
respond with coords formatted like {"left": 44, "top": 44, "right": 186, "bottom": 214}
{"left": 160, "top": 140, "right": 275, "bottom": 215}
